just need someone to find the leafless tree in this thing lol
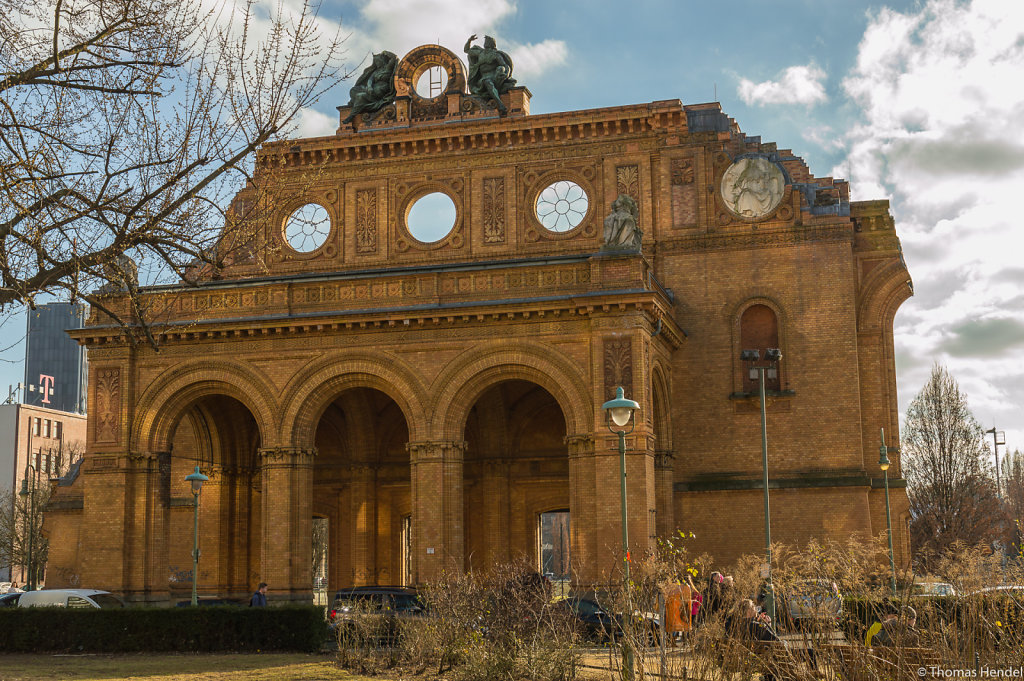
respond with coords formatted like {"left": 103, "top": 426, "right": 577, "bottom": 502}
{"left": 1001, "top": 449, "right": 1024, "bottom": 555}
{"left": 0, "top": 440, "right": 82, "bottom": 583}
{"left": 902, "top": 364, "right": 1006, "bottom": 565}
{"left": 0, "top": 0, "right": 345, "bottom": 339}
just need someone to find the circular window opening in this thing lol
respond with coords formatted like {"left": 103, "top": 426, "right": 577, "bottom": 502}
{"left": 407, "top": 192, "right": 457, "bottom": 243}
{"left": 535, "top": 180, "right": 588, "bottom": 232}
{"left": 284, "top": 203, "right": 331, "bottom": 253}
{"left": 414, "top": 66, "right": 449, "bottom": 99}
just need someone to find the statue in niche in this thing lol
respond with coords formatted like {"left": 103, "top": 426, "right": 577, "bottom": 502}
{"left": 463, "top": 34, "right": 516, "bottom": 114}
{"left": 342, "top": 51, "right": 399, "bottom": 124}
{"left": 602, "top": 194, "right": 642, "bottom": 251}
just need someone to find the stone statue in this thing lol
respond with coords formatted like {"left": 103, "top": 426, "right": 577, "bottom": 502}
{"left": 342, "top": 51, "right": 399, "bottom": 124}
{"left": 602, "top": 194, "right": 642, "bottom": 250}
{"left": 463, "top": 34, "right": 516, "bottom": 114}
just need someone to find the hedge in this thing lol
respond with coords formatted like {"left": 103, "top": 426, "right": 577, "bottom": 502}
{"left": 0, "top": 605, "right": 329, "bottom": 653}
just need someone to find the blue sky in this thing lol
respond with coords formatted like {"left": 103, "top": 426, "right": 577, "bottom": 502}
{"left": 3, "top": 0, "right": 1023, "bottom": 462}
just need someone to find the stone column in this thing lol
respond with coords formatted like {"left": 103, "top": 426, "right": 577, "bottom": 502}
{"left": 259, "top": 447, "right": 316, "bottom": 603}
{"left": 198, "top": 466, "right": 228, "bottom": 596}
{"left": 479, "top": 459, "right": 510, "bottom": 566}
{"left": 407, "top": 440, "right": 465, "bottom": 584}
{"left": 654, "top": 449, "right": 675, "bottom": 538}
{"left": 565, "top": 434, "right": 596, "bottom": 585}
{"left": 349, "top": 464, "right": 377, "bottom": 586}
{"left": 123, "top": 451, "right": 171, "bottom": 605}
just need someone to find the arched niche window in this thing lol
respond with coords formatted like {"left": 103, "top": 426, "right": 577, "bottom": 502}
{"left": 740, "top": 304, "right": 781, "bottom": 393}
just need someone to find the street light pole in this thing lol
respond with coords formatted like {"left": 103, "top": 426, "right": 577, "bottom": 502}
{"left": 19, "top": 464, "right": 36, "bottom": 590}
{"left": 878, "top": 428, "right": 897, "bottom": 595}
{"left": 986, "top": 427, "right": 1005, "bottom": 498}
{"left": 185, "top": 465, "right": 209, "bottom": 607}
{"left": 742, "top": 348, "right": 781, "bottom": 626}
{"left": 601, "top": 386, "right": 640, "bottom": 681}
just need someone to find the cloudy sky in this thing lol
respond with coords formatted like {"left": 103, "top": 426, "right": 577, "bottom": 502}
{"left": 3, "top": 0, "right": 1022, "bottom": 464}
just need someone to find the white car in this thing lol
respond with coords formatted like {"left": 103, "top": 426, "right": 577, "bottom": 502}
{"left": 17, "top": 589, "right": 125, "bottom": 609}
{"left": 912, "top": 582, "right": 956, "bottom": 597}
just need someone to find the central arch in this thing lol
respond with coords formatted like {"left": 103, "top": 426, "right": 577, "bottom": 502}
{"left": 461, "top": 379, "right": 570, "bottom": 578}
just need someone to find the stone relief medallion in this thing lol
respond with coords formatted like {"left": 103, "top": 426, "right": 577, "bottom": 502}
{"left": 720, "top": 156, "right": 786, "bottom": 220}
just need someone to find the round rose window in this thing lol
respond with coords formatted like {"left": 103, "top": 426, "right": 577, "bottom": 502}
{"left": 535, "top": 181, "right": 588, "bottom": 232}
{"left": 284, "top": 204, "right": 331, "bottom": 253}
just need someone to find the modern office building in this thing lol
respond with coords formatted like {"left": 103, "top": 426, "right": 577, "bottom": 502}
{"left": 0, "top": 403, "right": 87, "bottom": 582}
{"left": 23, "top": 303, "right": 88, "bottom": 414}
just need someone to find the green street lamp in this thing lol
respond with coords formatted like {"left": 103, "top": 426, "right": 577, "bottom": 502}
{"left": 878, "top": 429, "right": 897, "bottom": 595}
{"left": 185, "top": 465, "right": 209, "bottom": 607}
{"left": 741, "top": 348, "right": 782, "bottom": 626}
{"left": 601, "top": 386, "right": 639, "bottom": 681}
{"left": 19, "top": 464, "right": 37, "bottom": 591}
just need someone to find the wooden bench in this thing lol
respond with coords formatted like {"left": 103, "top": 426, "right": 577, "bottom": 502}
{"left": 720, "top": 639, "right": 816, "bottom": 680}
{"left": 872, "top": 646, "right": 942, "bottom": 677}
{"left": 822, "top": 644, "right": 940, "bottom": 681}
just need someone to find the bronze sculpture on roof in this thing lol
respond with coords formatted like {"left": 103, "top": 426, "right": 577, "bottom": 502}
{"left": 463, "top": 35, "right": 516, "bottom": 114}
{"left": 343, "top": 51, "right": 399, "bottom": 124}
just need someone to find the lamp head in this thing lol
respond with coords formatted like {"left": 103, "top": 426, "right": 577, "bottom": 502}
{"left": 185, "top": 465, "right": 209, "bottom": 495}
{"left": 19, "top": 477, "right": 28, "bottom": 497}
{"left": 740, "top": 349, "right": 759, "bottom": 362}
{"left": 601, "top": 386, "right": 639, "bottom": 428}
{"left": 764, "top": 348, "right": 782, "bottom": 362}
{"left": 878, "top": 444, "right": 890, "bottom": 471}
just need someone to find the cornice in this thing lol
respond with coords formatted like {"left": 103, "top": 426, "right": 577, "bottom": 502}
{"left": 259, "top": 100, "right": 688, "bottom": 169}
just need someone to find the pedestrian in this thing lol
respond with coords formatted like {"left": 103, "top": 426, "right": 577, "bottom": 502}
{"left": 249, "top": 582, "right": 268, "bottom": 606}
{"left": 872, "top": 605, "right": 919, "bottom": 647}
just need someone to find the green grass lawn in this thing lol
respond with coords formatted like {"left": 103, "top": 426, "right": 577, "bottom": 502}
{"left": 0, "top": 653, "right": 376, "bottom": 681}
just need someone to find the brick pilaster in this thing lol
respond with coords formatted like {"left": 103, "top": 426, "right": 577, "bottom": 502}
{"left": 407, "top": 440, "right": 465, "bottom": 584}
{"left": 259, "top": 447, "right": 316, "bottom": 603}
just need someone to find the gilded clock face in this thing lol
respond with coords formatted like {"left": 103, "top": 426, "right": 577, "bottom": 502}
{"left": 720, "top": 157, "right": 785, "bottom": 219}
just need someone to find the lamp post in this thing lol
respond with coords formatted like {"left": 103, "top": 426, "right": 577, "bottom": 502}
{"left": 741, "top": 348, "right": 781, "bottom": 625}
{"left": 185, "top": 465, "right": 209, "bottom": 607}
{"left": 986, "top": 427, "right": 1005, "bottom": 498}
{"left": 19, "top": 464, "right": 37, "bottom": 590}
{"left": 878, "top": 428, "right": 898, "bottom": 595}
{"left": 601, "top": 386, "right": 640, "bottom": 681}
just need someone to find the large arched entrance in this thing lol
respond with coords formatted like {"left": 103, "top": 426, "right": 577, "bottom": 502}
{"left": 462, "top": 380, "right": 570, "bottom": 578}
{"left": 167, "top": 394, "right": 262, "bottom": 602}
{"left": 311, "top": 387, "right": 412, "bottom": 588}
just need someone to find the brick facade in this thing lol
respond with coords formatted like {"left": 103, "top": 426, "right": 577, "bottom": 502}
{"left": 42, "top": 45, "right": 912, "bottom": 603}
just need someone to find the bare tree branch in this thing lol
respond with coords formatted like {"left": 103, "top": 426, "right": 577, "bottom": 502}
{"left": 0, "top": 0, "right": 347, "bottom": 338}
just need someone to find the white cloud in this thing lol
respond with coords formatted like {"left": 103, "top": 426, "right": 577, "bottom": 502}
{"left": 838, "top": 0, "right": 1024, "bottom": 447}
{"left": 293, "top": 107, "right": 337, "bottom": 138}
{"left": 737, "top": 65, "right": 828, "bottom": 107}
{"left": 508, "top": 39, "right": 569, "bottom": 80}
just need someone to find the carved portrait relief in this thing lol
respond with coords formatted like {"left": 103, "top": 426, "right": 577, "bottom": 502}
{"left": 720, "top": 157, "right": 785, "bottom": 219}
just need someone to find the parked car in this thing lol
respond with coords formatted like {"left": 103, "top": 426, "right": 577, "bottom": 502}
{"left": 175, "top": 598, "right": 245, "bottom": 607}
{"left": 329, "top": 586, "right": 424, "bottom": 640}
{"left": 17, "top": 589, "right": 125, "bottom": 609}
{"left": 0, "top": 592, "right": 22, "bottom": 607}
{"left": 912, "top": 582, "right": 956, "bottom": 597}
{"left": 553, "top": 595, "right": 660, "bottom": 645}
{"left": 776, "top": 579, "right": 842, "bottom": 631}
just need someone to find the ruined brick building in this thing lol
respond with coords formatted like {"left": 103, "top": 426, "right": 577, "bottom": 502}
{"left": 43, "top": 44, "right": 912, "bottom": 603}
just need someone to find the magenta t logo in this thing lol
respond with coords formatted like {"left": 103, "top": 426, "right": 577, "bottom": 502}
{"left": 39, "top": 374, "right": 54, "bottom": 404}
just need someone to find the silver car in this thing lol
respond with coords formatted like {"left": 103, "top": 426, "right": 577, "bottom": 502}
{"left": 17, "top": 589, "right": 125, "bottom": 609}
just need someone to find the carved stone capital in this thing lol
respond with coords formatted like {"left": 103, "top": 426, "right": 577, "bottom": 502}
{"left": 406, "top": 440, "right": 466, "bottom": 464}
{"left": 654, "top": 449, "right": 674, "bottom": 471}
{"left": 564, "top": 434, "right": 594, "bottom": 458}
{"left": 125, "top": 451, "right": 170, "bottom": 471}
{"left": 258, "top": 447, "right": 317, "bottom": 469}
